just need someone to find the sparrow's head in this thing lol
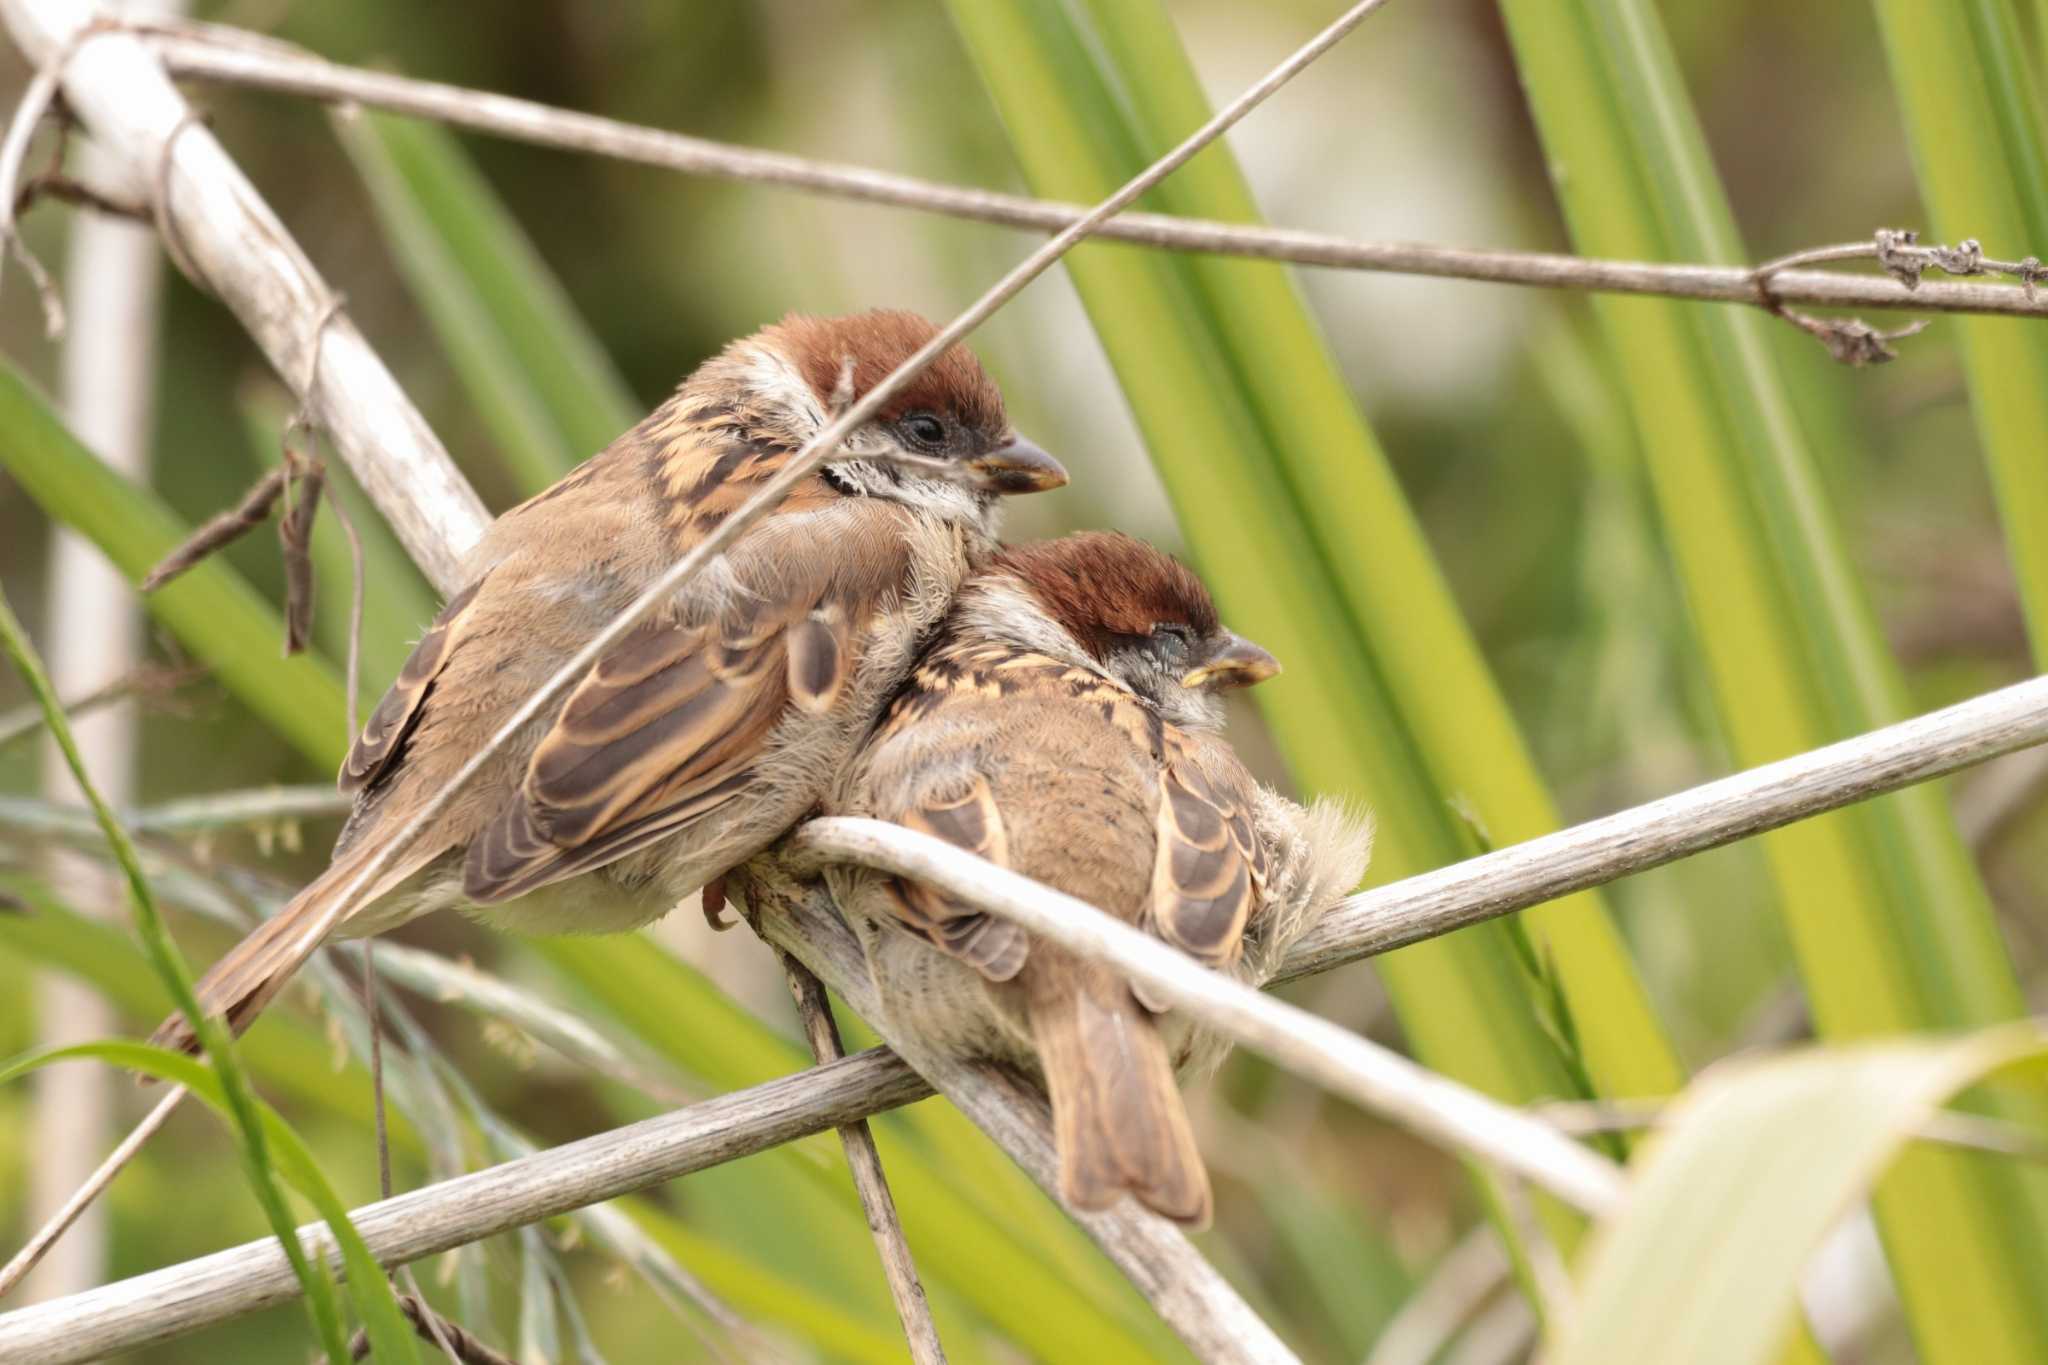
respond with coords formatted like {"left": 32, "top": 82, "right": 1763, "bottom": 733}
{"left": 988, "top": 531, "right": 1278, "bottom": 729}
{"left": 735, "top": 310, "right": 1066, "bottom": 512}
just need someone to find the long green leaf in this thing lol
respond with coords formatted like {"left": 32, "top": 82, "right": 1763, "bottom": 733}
{"left": 1557, "top": 1027, "right": 2048, "bottom": 1365}
{"left": 0, "top": 873, "right": 423, "bottom": 1159}
{"left": 947, "top": 0, "right": 1682, "bottom": 1208}
{"left": 0, "top": 360, "right": 349, "bottom": 769}
{"left": 0, "top": 1041, "right": 419, "bottom": 1364}
{"left": 1495, "top": 0, "right": 2048, "bottom": 1356}
{"left": 0, "top": 594, "right": 381, "bottom": 1362}
{"left": 335, "top": 110, "right": 639, "bottom": 492}
{"left": 621, "top": 1201, "right": 928, "bottom": 1365}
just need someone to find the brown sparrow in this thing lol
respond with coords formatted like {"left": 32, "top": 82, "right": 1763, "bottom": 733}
{"left": 826, "top": 532, "right": 1372, "bottom": 1226}
{"left": 152, "top": 310, "right": 1067, "bottom": 1053}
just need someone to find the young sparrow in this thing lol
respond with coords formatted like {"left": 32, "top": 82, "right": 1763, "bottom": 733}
{"left": 152, "top": 310, "right": 1067, "bottom": 1053}
{"left": 826, "top": 532, "right": 1372, "bottom": 1226}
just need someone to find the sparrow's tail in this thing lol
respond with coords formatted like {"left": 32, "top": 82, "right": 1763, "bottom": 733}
{"left": 147, "top": 839, "right": 416, "bottom": 1058}
{"left": 1028, "top": 962, "right": 1212, "bottom": 1228}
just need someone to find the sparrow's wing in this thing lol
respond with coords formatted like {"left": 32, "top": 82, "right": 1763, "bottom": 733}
{"left": 1148, "top": 732, "right": 1269, "bottom": 971}
{"left": 460, "top": 571, "right": 873, "bottom": 904}
{"left": 339, "top": 576, "right": 489, "bottom": 795}
{"left": 880, "top": 771, "right": 1030, "bottom": 981}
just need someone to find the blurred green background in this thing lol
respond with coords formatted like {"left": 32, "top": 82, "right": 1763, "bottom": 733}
{"left": 1, "top": 1, "right": 2042, "bottom": 1361}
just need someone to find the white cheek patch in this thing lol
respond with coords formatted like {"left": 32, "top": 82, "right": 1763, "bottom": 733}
{"left": 953, "top": 579, "right": 1091, "bottom": 664}
{"left": 736, "top": 342, "right": 829, "bottom": 433}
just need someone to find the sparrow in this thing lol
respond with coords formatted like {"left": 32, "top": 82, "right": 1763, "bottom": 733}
{"left": 151, "top": 309, "right": 1067, "bottom": 1053}
{"left": 825, "top": 532, "right": 1372, "bottom": 1226}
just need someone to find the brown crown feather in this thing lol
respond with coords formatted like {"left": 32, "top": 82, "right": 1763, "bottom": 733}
{"left": 764, "top": 310, "right": 1010, "bottom": 436}
{"left": 996, "top": 532, "right": 1221, "bottom": 659}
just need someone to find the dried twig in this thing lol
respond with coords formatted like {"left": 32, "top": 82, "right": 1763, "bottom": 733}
{"left": 0, "top": 1088, "right": 183, "bottom": 1301}
{"left": 1750, "top": 242, "right": 1928, "bottom": 365}
{"left": 321, "top": 478, "right": 368, "bottom": 737}
{"left": 276, "top": 452, "right": 323, "bottom": 655}
{"left": 2, "top": 0, "right": 488, "bottom": 590}
{"left": 128, "top": 23, "right": 2048, "bottom": 326}
{"left": 1873, "top": 227, "right": 2048, "bottom": 292}
{"left": 13, "top": 166, "right": 149, "bottom": 221}
{"left": 0, "top": 15, "right": 106, "bottom": 335}
{"left": 348, "top": 1293, "right": 510, "bottom": 1365}
{"left": 0, "top": 662, "right": 202, "bottom": 751}
{"left": 1284, "top": 670, "right": 2048, "bottom": 981}
{"left": 137, "top": 465, "right": 287, "bottom": 592}
{"left": 776, "top": 948, "right": 946, "bottom": 1365}
{"left": 1364, "top": 1225, "right": 1512, "bottom": 1365}
{"left": 0, "top": 1050, "right": 935, "bottom": 1365}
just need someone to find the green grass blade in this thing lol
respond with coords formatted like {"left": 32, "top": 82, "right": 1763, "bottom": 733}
{"left": 1495, "top": 0, "right": 2048, "bottom": 1355}
{"left": 1557, "top": 1027, "right": 2048, "bottom": 1365}
{"left": 0, "top": 595, "right": 371, "bottom": 1361}
{"left": 946, "top": 0, "right": 1682, "bottom": 1167}
{"left": 621, "top": 1201, "right": 929, "bottom": 1365}
{"left": 1871, "top": 2, "right": 2048, "bottom": 652}
{"left": 1, "top": 1040, "right": 419, "bottom": 1364}
{"left": 0, "top": 359, "right": 349, "bottom": 769}
{"left": 335, "top": 110, "right": 640, "bottom": 491}
{"left": 0, "top": 873, "right": 423, "bottom": 1158}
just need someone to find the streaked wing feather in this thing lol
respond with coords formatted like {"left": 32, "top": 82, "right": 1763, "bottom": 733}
{"left": 1149, "top": 737, "right": 1267, "bottom": 971}
{"left": 462, "top": 610, "right": 792, "bottom": 903}
{"left": 882, "top": 774, "right": 1028, "bottom": 982}
{"left": 340, "top": 577, "right": 486, "bottom": 794}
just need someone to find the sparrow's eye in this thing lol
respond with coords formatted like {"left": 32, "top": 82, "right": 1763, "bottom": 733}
{"left": 903, "top": 413, "right": 948, "bottom": 448}
{"left": 1151, "top": 623, "right": 1193, "bottom": 658}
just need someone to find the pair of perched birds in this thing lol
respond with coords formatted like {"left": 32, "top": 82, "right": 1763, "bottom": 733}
{"left": 154, "top": 310, "right": 1371, "bottom": 1227}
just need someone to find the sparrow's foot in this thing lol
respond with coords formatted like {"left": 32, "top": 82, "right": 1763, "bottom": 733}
{"left": 702, "top": 874, "right": 734, "bottom": 931}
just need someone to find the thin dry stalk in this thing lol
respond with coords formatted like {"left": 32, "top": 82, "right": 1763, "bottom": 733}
{"left": 137, "top": 465, "right": 287, "bottom": 591}
{"left": 786, "top": 820, "right": 1625, "bottom": 1216}
{"left": 776, "top": 949, "right": 946, "bottom": 1365}
{"left": 275, "top": 455, "right": 323, "bottom": 656}
{"left": 1538, "top": 1098, "right": 2048, "bottom": 1164}
{"left": 0, "top": 1088, "right": 183, "bottom": 1300}
{"left": 1283, "top": 670, "right": 2048, "bottom": 981}
{"left": 1364, "top": 1226, "right": 1512, "bottom": 1365}
{"left": 134, "top": 23, "right": 2048, "bottom": 325}
{"left": 348, "top": 1293, "right": 509, "bottom": 1365}
{"left": 0, "top": 662, "right": 203, "bottom": 751}
{"left": 0, "top": 1051, "right": 935, "bottom": 1365}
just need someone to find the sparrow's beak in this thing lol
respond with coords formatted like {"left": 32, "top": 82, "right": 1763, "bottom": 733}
{"left": 1182, "top": 633, "right": 1280, "bottom": 691}
{"left": 966, "top": 434, "right": 1069, "bottom": 494}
